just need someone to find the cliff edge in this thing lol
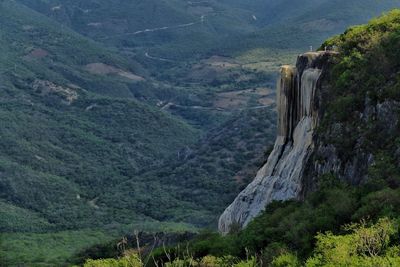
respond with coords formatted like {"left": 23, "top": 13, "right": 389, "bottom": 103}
{"left": 219, "top": 51, "right": 337, "bottom": 233}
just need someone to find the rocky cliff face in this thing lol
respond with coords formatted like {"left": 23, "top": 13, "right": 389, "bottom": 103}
{"left": 219, "top": 46, "right": 400, "bottom": 233}
{"left": 219, "top": 51, "right": 336, "bottom": 233}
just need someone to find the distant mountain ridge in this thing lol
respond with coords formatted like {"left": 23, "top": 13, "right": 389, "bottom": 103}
{"left": 17, "top": 0, "right": 400, "bottom": 60}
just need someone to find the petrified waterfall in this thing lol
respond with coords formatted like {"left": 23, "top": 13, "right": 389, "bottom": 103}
{"left": 219, "top": 52, "right": 326, "bottom": 233}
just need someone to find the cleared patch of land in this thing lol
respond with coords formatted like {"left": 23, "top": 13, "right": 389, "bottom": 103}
{"left": 23, "top": 48, "right": 49, "bottom": 60}
{"left": 84, "top": 63, "right": 145, "bottom": 81}
{"left": 214, "top": 87, "right": 275, "bottom": 110}
{"left": 236, "top": 48, "right": 299, "bottom": 73}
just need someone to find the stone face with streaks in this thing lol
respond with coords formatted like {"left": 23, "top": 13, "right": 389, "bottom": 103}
{"left": 219, "top": 49, "right": 400, "bottom": 233}
{"left": 218, "top": 52, "right": 328, "bottom": 233}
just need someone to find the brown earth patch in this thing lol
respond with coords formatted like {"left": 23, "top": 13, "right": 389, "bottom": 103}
{"left": 187, "top": 55, "right": 242, "bottom": 83}
{"left": 251, "top": 87, "right": 274, "bottom": 96}
{"left": 85, "top": 63, "right": 145, "bottom": 81}
{"left": 23, "top": 48, "right": 49, "bottom": 60}
{"left": 118, "top": 71, "right": 145, "bottom": 81}
{"left": 203, "top": 55, "right": 240, "bottom": 69}
{"left": 22, "top": 25, "right": 34, "bottom": 31}
{"left": 214, "top": 91, "right": 248, "bottom": 110}
{"left": 258, "top": 97, "right": 275, "bottom": 106}
{"left": 214, "top": 87, "right": 275, "bottom": 110}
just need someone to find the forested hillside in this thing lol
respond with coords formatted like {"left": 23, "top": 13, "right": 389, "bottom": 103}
{"left": 17, "top": 0, "right": 400, "bottom": 62}
{"left": 0, "top": 1, "right": 278, "bottom": 265}
{"left": 0, "top": 0, "right": 200, "bottom": 233}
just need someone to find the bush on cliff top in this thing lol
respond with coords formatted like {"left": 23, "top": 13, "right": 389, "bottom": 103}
{"left": 324, "top": 8, "right": 400, "bottom": 106}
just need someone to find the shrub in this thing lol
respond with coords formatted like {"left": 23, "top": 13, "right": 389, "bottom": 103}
{"left": 84, "top": 253, "right": 142, "bottom": 267}
{"left": 305, "top": 218, "right": 400, "bottom": 267}
{"left": 271, "top": 252, "right": 301, "bottom": 267}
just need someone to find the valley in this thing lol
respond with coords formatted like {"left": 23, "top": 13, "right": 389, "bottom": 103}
{"left": 1, "top": 0, "right": 400, "bottom": 266}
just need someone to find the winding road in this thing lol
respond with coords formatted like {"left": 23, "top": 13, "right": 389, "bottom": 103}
{"left": 144, "top": 52, "right": 175, "bottom": 62}
{"left": 99, "top": 15, "right": 206, "bottom": 40}
{"left": 161, "top": 103, "right": 274, "bottom": 112}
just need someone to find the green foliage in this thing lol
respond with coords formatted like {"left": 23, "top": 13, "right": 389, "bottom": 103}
{"left": 90, "top": 219, "right": 400, "bottom": 266}
{"left": 0, "top": 200, "right": 53, "bottom": 232}
{"left": 155, "top": 166, "right": 400, "bottom": 266}
{"left": 84, "top": 253, "right": 142, "bottom": 267}
{"left": 322, "top": 9, "right": 400, "bottom": 113}
{"left": 0, "top": 230, "right": 112, "bottom": 266}
{"left": 305, "top": 218, "right": 400, "bottom": 267}
{"left": 272, "top": 253, "right": 301, "bottom": 267}
{"left": 238, "top": 178, "right": 357, "bottom": 258}
{"left": 84, "top": 253, "right": 258, "bottom": 267}
{"left": 317, "top": 10, "right": 400, "bottom": 164}
{"left": 198, "top": 255, "right": 238, "bottom": 267}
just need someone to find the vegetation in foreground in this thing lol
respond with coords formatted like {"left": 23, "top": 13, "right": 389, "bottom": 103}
{"left": 80, "top": 218, "right": 400, "bottom": 267}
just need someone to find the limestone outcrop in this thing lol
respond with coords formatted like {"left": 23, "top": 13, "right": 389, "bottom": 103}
{"left": 219, "top": 52, "right": 334, "bottom": 233}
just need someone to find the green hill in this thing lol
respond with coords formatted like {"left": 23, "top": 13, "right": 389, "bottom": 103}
{"left": 18, "top": 0, "right": 400, "bottom": 62}
{"left": 222, "top": 0, "right": 400, "bottom": 53}
{"left": 0, "top": 0, "right": 199, "bottom": 236}
{"left": 16, "top": 0, "right": 258, "bottom": 60}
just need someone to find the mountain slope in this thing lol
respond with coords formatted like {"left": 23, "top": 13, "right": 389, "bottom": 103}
{"left": 223, "top": 0, "right": 400, "bottom": 54}
{"left": 0, "top": 0, "right": 199, "bottom": 233}
{"left": 104, "top": 107, "right": 277, "bottom": 227}
{"left": 19, "top": 0, "right": 400, "bottom": 61}
{"left": 16, "top": 0, "right": 259, "bottom": 60}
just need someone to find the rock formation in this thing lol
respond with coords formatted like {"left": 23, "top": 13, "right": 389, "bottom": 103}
{"left": 219, "top": 51, "right": 335, "bottom": 233}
